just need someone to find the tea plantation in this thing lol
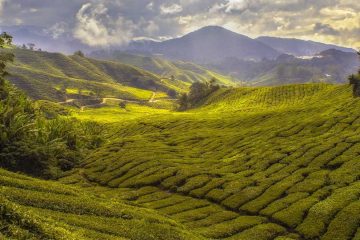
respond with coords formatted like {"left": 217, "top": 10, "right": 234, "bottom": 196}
{"left": 1, "top": 83, "right": 360, "bottom": 239}
{"left": 60, "top": 83, "right": 360, "bottom": 239}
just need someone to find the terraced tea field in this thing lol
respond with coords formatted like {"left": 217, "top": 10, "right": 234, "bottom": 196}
{"left": 62, "top": 83, "right": 360, "bottom": 240}
{"left": 0, "top": 168, "right": 202, "bottom": 239}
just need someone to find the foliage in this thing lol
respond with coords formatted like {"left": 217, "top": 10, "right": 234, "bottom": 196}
{"left": 178, "top": 78, "right": 220, "bottom": 110}
{"left": 349, "top": 51, "right": 360, "bottom": 97}
{"left": 0, "top": 34, "right": 105, "bottom": 178}
{"left": 73, "top": 50, "right": 85, "bottom": 57}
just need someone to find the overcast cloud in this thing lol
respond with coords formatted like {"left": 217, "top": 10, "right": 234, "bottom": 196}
{"left": 0, "top": 0, "right": 358, "bottom": 48}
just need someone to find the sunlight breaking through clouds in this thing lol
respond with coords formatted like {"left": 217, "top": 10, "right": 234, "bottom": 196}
{"left": 0, "top": 0, "right": 358, "bottom": 48}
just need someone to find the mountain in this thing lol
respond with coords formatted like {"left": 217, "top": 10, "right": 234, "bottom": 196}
{"left": 6, "top": 48, "right": 183, "bottom": 101}
{"left": 90, "top": 50, "right": 237, "bottom": 86}
{"left": 208, "top": 49, "right": 359, "bottom": 86}
{"left": 127, "top": 26, "right": 281, "bottom": 63}
{"left": 257, "top": 36, "right": 355, "bottom": 56}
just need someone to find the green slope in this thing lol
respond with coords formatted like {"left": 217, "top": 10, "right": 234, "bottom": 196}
{"left": 90, "top": 51, "right": 237, "bottom": 87}
{"left": 0, "top": 168, "right": 202, "bottom": 240}
{"left": 6, "top": 49, "right": 183, "bottom": 102}
{"left": 62, "top": 83, "right": 360, "bottom": 240}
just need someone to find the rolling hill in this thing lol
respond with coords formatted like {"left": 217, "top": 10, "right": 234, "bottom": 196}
{"left": 57, "top": 83, "right": 360, "bottom": 240}
{"left": 6, "top": 48, "right": 185, "bottom": 102}
{"left": 90, "top": 50, "right": 237, "bottom": 86}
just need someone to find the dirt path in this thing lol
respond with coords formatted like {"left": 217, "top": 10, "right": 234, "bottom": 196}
{"left": 149, "top": 92, "right": 156, "bottom": 103}
{"left": 60, "top": 93, "right": 177, "bottom": 112}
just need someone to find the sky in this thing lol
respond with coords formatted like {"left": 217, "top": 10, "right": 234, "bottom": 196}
{"left": 0, "top": 0, "right": 359, "bottom": 49}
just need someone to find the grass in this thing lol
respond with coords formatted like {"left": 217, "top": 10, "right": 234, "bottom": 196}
{"left": 2, "top": 82, "right": 360, "bottom": 239}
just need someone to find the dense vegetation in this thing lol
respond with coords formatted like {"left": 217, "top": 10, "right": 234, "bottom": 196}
{"left": 0, "top": 34, "right": 104, "bottom": 178}
{"left": 178, "top": 78, "right": 220, "bottom": 110}
{"left": 349, "top": 52, "right": 360, "bottom": 97}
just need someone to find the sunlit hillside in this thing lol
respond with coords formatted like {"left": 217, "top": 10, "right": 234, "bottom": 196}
{"left": 6, "top": 49, "right": 182, "bottom": 102}
{"left": 57, "top": 83, "right": 360, "bottom": 240}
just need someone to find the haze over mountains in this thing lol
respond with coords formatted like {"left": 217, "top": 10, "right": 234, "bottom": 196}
{"left": 127, "top": 26, "right": 356, "bottom": 63}
{"left": 3, "top": 25, "right": 358, "bottom": 86}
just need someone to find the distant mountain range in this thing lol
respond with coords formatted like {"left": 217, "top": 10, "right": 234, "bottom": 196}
{"left": 127, "top": 26, "right": 280, "bottom": 63}
{"left": 256, "top": 36, "right": 355, "bottom": 57}
{"left": 127, "top": 26, "right": 356, "bottom": 63}
{"left": 208, "top": 49, "right": 359, "bottom": 86}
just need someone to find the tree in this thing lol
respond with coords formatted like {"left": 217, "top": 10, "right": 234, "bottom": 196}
{"left": 349, "top": 51, "right": 360, "bottom": 97}
{"left": 74, "top": 50, "right": 85, "bottom": 57}
{"left": 178, "top": 79, "right": 220, "bottom": 111}
{"left": 178, "top": 93, "right": 188, "bottom": 111}
{"left": 119, "top": 101, "right": 126, "bottom": 109}
{"left": 170, "top": 75, "right": 175, "bottom": 81}
{"left": 27, "top": 43, "right": 35, "bottom": 50}
{"left": 22, "top": 44, "right": 27, "bottom": 49}
{"left": 0, "top": 32, "right": 14, "bottom": 81}
{"left": 167, "top": 89, "right": 177, "bottom": 98}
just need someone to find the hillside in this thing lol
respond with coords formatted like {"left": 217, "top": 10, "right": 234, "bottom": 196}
{"left": 209, "top": 49, "right": 359, "bottom": 86}
{"left": 0, "top": 168, "right": 201, "bottom": 239}
{"left": 6, "top": 48, "right": 183, "bottom": 102}
{"left": 55, "top": 83, "right": 360, "bottom": 240}
{"left": 90, "top": 50, "right": 237, "bottom": 86}
{"left": 128, "top": 26, "right": 280, "bottom": 63}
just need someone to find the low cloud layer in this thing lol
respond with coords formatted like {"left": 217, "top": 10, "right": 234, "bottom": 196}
{"left": 0, "top": 0, "right": 359, "bottom": 48}
{"left": 73, "top": 2, "right": 135, "bottom": 46}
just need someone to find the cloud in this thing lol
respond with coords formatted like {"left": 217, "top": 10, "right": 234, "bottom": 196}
{"left": 210, "top": 0, "right": 249, "bottom": 14}
{"left": 146, "top": 2, "right": 154, "bottom": 11}
{"left": 314, "top": 23, "right": 340, "bottom": 35}
{"left": 160, "top": 3, "right": 183, "bottom": 15}
{"left": 73, "top": 2, "right": 136, "bottom": 47}
{"left": 45, "top": 22, "right": 68, "bottom": 39}
{"left": 224, "top": 0, "right": 248, "bottom": 13}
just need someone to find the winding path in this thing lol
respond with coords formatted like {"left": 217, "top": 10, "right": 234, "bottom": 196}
{"left": 59, "top": 92, "right": 177, "bottom": 111}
